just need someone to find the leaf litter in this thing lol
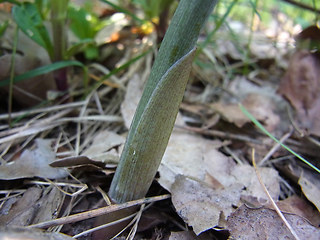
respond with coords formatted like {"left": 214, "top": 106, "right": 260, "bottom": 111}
{"left": 1, "top": 2, "right": 320, "bottom": 239}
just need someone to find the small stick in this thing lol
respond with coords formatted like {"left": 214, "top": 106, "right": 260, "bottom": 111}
{"left": 28, "top": 194, "right": 170, "bottom": 229}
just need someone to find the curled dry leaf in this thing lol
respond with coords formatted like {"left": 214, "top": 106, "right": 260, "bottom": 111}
{"left": 227, "top": 205, "right": 320, "bottom": 240}
{"left": 298, "top": 169, "right": 320, "bottom": 212}
{"left": 280, "top": 163, "right": 320, "bottom": 213}
{"left": 81, "top": 130, "right": 125, "bottom": 163}
{"left": 0, "top": 139, "right": 68, "bottom": 180}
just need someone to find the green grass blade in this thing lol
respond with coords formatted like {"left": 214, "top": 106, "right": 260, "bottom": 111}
{"left": 0, "top": 60, "right": 85, "bottom": 87}
{"left": 239, "top": 103, "right": 320, "bottom": 174}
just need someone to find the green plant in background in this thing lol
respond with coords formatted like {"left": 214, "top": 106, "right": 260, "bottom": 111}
{"left": 132, "top": 0, "right": 175, "bottom": 21}
{"left": 9, "top": 0, "right": 105, "bottom": 91}
{"left": 109, "top": 0, "right": 218, "bottom": 203}
{"left": 68, "top": 3, "right": 108, "bottom": 60}
{"left": 12, "top": 2, "right": 54, "bottom": 59}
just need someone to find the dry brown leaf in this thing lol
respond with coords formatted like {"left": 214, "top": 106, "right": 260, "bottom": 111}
{"left": 0, "top": 139, "right": 68, "bottom": 180}
{"left": 0, "top": 187, "right": 42, "bottom": 226}
{"left": 0, "top": 226, "right": 74, "bottom": 240}
{"left": 171, "top": 175, "right": 242, "bottom": 235}
{"left": 0, "top": 186, "right": 63, "bottom": 226}
{"left": 278, "top": 50, "right": 320, "bottom": 136}
{"left": 274, "top": 195, "right": 320, "bottom": 227}
{"left": 227, "top": 204, "right": 320, "bottom": 240}
{"left": 280, "top": 164, "right": 320, "bottom": 213}
{"left": 211, "top": 93, "right": 280, "bottom": 132}
{"left": 298, "top": 169, "right": 320, "bottom": 212}
{"left": 169, "top": 230, "right": 214, "bottom": 240}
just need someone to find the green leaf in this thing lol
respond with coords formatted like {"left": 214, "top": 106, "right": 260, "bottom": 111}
{"left": 68, "top": 5, "right": 97, "bottom": 39}
{"left": 12, "top": 2, "right": 53, "bottom": 58}
{"left": 0, "top": 60, "right": 84, "bottom": 87}
{"left": 0, "top": 20, "right": 9, "bottom": 38}
{"left": 109, "top": 48, "right": 196, "bottom": 202}
{"left": 65, "top": 38, "right": 95, "bottom": 59}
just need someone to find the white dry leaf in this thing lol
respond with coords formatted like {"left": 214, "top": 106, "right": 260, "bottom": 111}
{"left": 158, "top": 129, "right": 223, "bottom": 191}
{"left": 171, "top": 175, "right": 242, "bottom": 235}
{"left": 162, "top": 133, "right": 279, "bottom": 234}
{"left": 81, "top": 130, "right": 125, "bottom": 163}
{"left": 0, "top": 139, "right": 68, "bottom": 180}
{"left": 204, "top": 150, "right": 280, "bottom": 201}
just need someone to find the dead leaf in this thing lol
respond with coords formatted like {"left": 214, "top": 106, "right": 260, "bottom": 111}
{"left": 0, "top": 186, "right": 63, "bottom": 226}
{"left": 171, "top": 175, "right": 242, "bottom": 235}
{"left": 295, "top": 25, "right": 320, "bottom": 51}
{"left": 0, "top": 226, "right": 74, "bottom": 240}
{"left": 280, "top": 163, "right": 320, "bottom": 213}
{"left": 158, "top": 129, "right": 224, "bottom": 191}
{"left": 0, "top": 139, "right": 68, "bottom": 180}
{"left": 274, "top": 195, "right": 320, "bottom": 227}
{"left": 81, "top": 130, "right": 125, "bottom": 163}
{"left": 278, "top": 50, "right": 320, "bottom": 136}
{"left": 212, "top": 92, "right": 280, "bottom": 132}
{"left": 298, "top": 169, "right": 320, "bottom": 212}
{"left": 0, "top": 187, "right": 42, "bottom": 226}
{"left": 169, "top": 230, "right": 216, "bottom": 240}
{"left": 227, "top": 204, "right": 320, "bottom": 240}
{"left": 204, "top": 149, "right": 280, "bottom": 201}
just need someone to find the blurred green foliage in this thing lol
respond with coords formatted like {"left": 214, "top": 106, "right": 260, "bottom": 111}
{"left": 218, "top": 0, "right": 318, "bottom": 28}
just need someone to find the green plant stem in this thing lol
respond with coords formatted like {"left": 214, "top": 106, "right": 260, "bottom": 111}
{"left": 50, "top": 0, "right": 68, "bottom": 62}
{"left": 109, "top": 0, "right": 217, "bottom": 203}
{"left": 50, "top": 0, "right": 69, "bottom": 91}
{"left": 8, "top": 26, "right": 19, "bottom": 127}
